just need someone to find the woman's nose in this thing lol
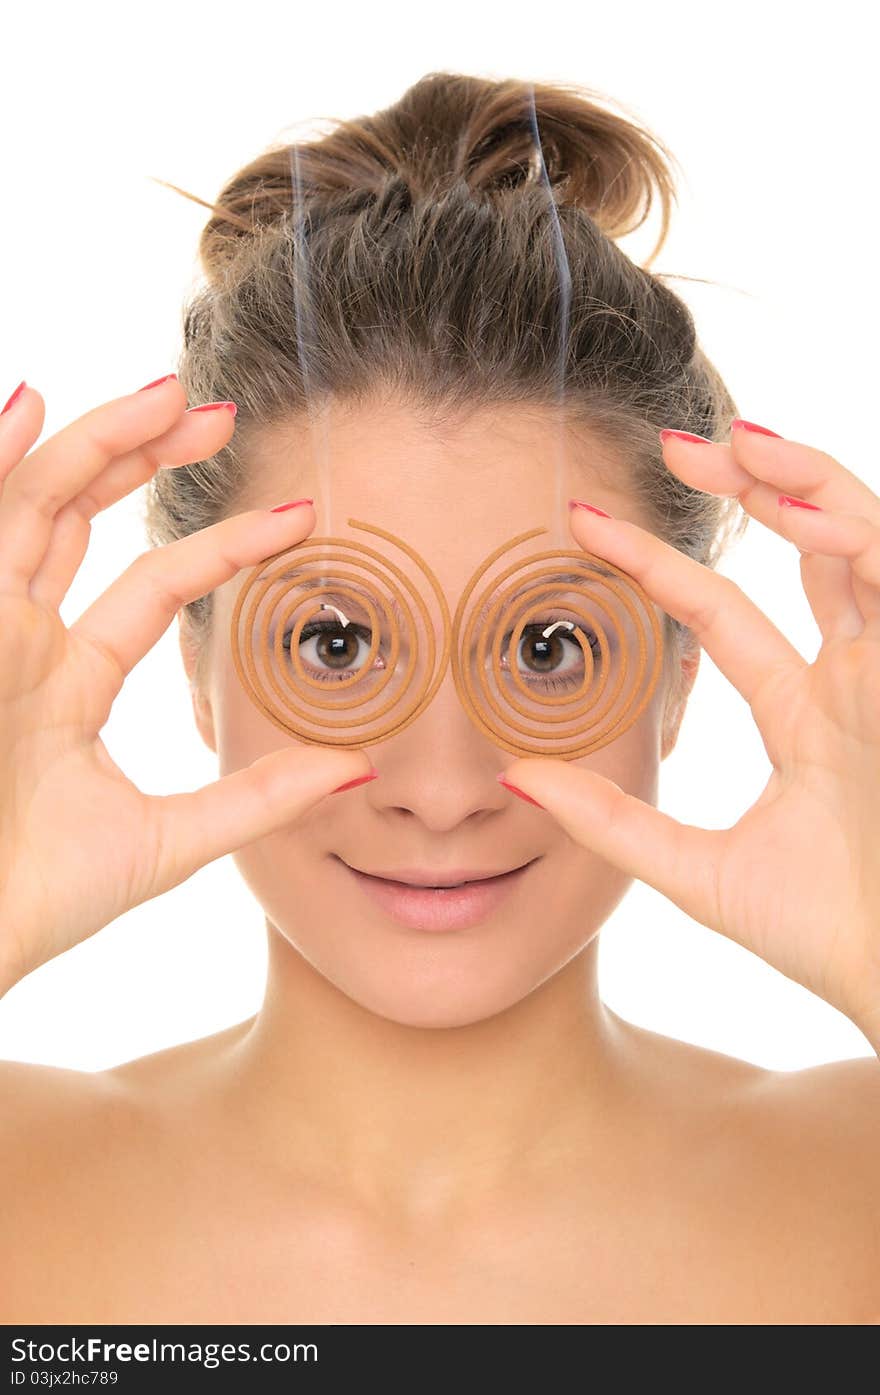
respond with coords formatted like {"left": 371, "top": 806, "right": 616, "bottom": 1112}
{"left": 384, "top": 660, "right": 503, "bottom": 764}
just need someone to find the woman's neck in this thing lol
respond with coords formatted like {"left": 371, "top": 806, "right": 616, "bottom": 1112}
{"left": 222, "top": 921, "right": 640, "bottom": 1221}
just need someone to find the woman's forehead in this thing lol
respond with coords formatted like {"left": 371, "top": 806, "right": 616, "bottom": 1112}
{"left": 211, "top": 408, "right": 643, "bottom": 620}
{"left": 248, "top": 404, "right": 632, "bottom": 526}
{"left": 252, "top": 396, "right": 624, "bottom": 469}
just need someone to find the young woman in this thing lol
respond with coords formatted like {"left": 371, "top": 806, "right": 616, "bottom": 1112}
{"left": 1, "top": 72, "right": 878, "bottom": 1325}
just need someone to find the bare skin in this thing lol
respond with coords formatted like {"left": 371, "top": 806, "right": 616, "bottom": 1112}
{"left": 1, "top": 385, "right": 878, "bottom": 1325}
{"left": 3, "top": 1023, "right": 879, "bottom": 1324}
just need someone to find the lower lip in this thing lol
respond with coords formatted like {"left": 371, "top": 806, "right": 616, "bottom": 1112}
{"left": 339, "top": 859, "right": 536, "bottom": 931}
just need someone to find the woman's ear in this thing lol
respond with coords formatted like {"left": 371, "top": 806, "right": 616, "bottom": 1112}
{"left": 660, "top": 635, "right": 701, "bottom": 761}
{"left": 178, "top": 618, "right": 217, "bottom": 755}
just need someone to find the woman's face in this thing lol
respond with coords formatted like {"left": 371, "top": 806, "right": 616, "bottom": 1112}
{"left": 188, "top": 396, "right": 689, "bottom": 1028}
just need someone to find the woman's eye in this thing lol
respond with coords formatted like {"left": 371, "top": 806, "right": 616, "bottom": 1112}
{"left": 283, "top": 619, "right": 376, "bottom": 683}
{"left": 282, "top": 617, "right": 601, "bottom": 690}
{"left": 502, "top": 622, "right": 600, "bottom": 691}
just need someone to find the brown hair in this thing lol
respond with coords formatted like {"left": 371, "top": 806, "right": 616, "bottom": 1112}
{"left": 144, "top": 70, "right": 747, "bottom": 723}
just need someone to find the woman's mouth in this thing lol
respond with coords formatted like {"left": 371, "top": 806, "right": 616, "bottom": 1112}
{"left": 335, "top": 857, "right": 539, "bottom": 932}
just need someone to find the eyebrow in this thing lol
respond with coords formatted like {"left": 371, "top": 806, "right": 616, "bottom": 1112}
{"left": 274, "top": 574, "right": 407, "bottom": 630}
{"left": 470, "top": 567, "right": 620, "bottom": 631}
{"left": 274, "top": 565, "right": 620, "bottom": 632}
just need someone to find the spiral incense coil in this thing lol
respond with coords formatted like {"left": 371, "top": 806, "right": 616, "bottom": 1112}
{"left": 450, "top": 527, "right": 664, "bottom": 760}
{"left": 229, "top": 518, "right": 452, "bottom": 747}
{"left": 231, "top": 520, "right": 663, "bottom": 759}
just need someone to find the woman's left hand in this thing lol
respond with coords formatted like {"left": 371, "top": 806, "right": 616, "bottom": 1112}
{"left": 498, "top": 420, "right": 880, "bottom": 1044}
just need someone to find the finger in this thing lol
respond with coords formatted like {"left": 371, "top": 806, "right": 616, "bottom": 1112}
{"left": 154, "top": 743, "right": 376, "bottom": 894}
{"left": 0, "top": 377, "right": 195, "bottom": 594}
{"left": 498, "top": 757, "right": 728, "bottom": 942}
{"left": 750, "top": 481, "right": 865, "bottom": 642}
{"left": 659, "top": 425, "right": 880, "bottom": 524}
{"left": 0, "top": 383, "right": 45, "bottom": 490}
{"left": 774, "top": 501, "right": 880, "bottom": 629}
{"left": 28, "top": 406, "right": 239, "bottom": 611}
{"left": 567, "top": 502, "right": 806, "bottom": 713}
{"left": 659, "top": 432, "right": 869, "bottom": 640}
{"left": 668, "top": 461, "right": 865, "bottom": 642}
{"left": 796, "top": 551, "right": 864, "bottom": 643}
{"left": 727, "top": 421, "right": 880, "bottom": 524}
{"left": 657, "top": 430, "right": 755, "bottom": 498}
{"left": 70, "top": 501, "right": 317, "bottom": 684}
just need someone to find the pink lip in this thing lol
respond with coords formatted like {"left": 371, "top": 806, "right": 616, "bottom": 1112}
{"left": 339, "top": 858, "right": 537, "bottom": 931}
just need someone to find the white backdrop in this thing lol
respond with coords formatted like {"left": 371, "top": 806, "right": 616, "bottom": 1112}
{"left": 1, "top": 0, "right": 875, "bottom": 1071}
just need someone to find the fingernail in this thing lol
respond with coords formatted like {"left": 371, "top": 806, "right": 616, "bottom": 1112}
{"left": 1, "top": 380, "right": 26, "bottom": 416}
{"left": 137, "top": 373, "right": 178, "bottom": 392}
{"left": 779, "top": 493, "right": 822, "bottom": 511}
{"left": 659, "top": 428, "right": 712, "bottom": 445}
{"left": 330, "top": 770, "right": 379, "bottom": 795}
{"left": 497, "top": 774, "right": 545, "bottom": 808}
{"left": 270, "top": 498, "right": 314, "bottom": 513}
{"left": 187, "top": 401, "right": 237, "bottom": 415}
{"left": 731, "top": 418, "right": 783, "bottom": 438}
{"left": 568, "top": 499, "right": 613, "bottom": 518}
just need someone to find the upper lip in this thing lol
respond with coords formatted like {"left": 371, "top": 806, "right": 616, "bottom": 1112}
{"left": 340, "top": 857, "right": 537, "bottom": 887}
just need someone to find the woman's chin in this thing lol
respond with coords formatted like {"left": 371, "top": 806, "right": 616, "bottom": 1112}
{"left": 262, "top": 850, "right": 596, "bottom": 1028}
{"left": 289, "top": 936, "right": 569, "bottom": 1031}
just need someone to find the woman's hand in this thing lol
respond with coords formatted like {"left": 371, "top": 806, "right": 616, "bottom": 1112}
{"left": 0, "top": 380, "right": 373, "bottom": 995}
{"left": 497, "top": 420, "right": 880, "bottom": 1044}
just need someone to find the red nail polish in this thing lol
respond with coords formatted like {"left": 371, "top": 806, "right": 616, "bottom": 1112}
{"left": 659, "top": 428, "right": 712, "bottom": 445}
{"left": 137, "top": 373, "right": 178, "bottom": 392}
{"left": 187, "top": 401, "right": 237, "bottom": 415}
{"left": 270, "top": 498, "right": 314, "bottom": 513}
{"left": 568, "top": 499, "right": 613, "bottom": 518}
{"left": 1, "top": 380, "right": 26, "bottom": 416}
{"left": 779, "top": 493, "right": 822, "bottom": 511}
{"left": 731, "top": 418, "right": 783, "bottom": 438}
{"left": 497, "top": 774, "right": 545, "bottom": 808}
{"left": 330, "top": 771, "right": 379, "bottom": 794}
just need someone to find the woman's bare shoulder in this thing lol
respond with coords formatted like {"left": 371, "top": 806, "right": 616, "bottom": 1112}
{"left": 0, "top": 1057, "right": 117, "bottom": 1131}
{"left": 744, "top": 1051, "right": 880, "bottom": 1316}
{"left": 748, "top": 1049, "right": 880, "bottom": 1182}
{"left": 631, "top": 1020, "right": 880, "bottom": 1162}
{"left": 0, "top": 1019, "right": 253, "bottom": 1156}
{"left": 0, "top": 1058, "right": 140, "bottom": 1234}
{"left": 620, "top": 1025, "right": 880, "bottom": 1319}
{"left": 0, "top": 1029, "right": 247, "bottom": 1277}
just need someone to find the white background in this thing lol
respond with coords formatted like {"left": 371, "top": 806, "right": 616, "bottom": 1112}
{"left": 1, "top": 0, "right": 876, "bottom": 1071}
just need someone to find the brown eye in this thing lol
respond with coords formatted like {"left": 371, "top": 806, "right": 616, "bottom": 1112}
{"left": 283, "top": 615, "right": 601, "bottom": 690}
{"left": 501, "top": 621, "right": 600, "bottom": 689}
{"left": 284, "top": 619, "right": 375, "bottom": 681}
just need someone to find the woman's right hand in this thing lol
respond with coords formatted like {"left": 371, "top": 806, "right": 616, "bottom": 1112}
{"left": 0, "top": 378, "right": 374, "bottom": 995}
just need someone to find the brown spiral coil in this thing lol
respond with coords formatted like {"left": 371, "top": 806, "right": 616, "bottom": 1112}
{"left": 229, "top": 518, "right": 451, "bottom": 747}
{"left": 230, "top": 520, "right": 663, "bottom": 758}
{"left": 450, "top": 526, "right": 664, "bottom": 759}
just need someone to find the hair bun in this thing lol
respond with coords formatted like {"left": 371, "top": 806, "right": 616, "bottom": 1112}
{"left": 389, "top": 73, "right": 678, "bottom": 260}
{"left": 154, "top": 71, "right": 680, "bottom": 281}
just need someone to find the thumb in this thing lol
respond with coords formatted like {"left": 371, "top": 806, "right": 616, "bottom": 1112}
{"left": 155, "top": 746, "right": 376, "bottom": 887}
{"left": 499, "top": 757, "right": 723, "bottom": 929}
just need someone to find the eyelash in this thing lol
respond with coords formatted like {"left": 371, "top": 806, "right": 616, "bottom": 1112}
{"left": 284, "top": 617, "right": 602, "bottom": 691}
